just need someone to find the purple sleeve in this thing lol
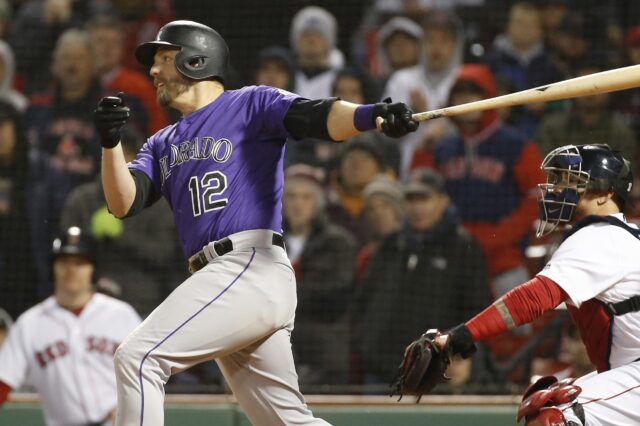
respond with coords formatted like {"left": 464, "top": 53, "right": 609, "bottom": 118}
{"left": 255, "top": 85, "right": 301, "bottom": 139}
{"left": 127, "top": 135, "right": 162, "bottom": 195}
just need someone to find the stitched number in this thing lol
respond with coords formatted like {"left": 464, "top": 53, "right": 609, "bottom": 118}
{"left": 188, "top": 171, "right": 228, "bottom": 216}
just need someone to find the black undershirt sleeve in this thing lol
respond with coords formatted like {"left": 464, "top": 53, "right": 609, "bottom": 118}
{"left": 123, "top": 169, "right": 159, "bottom": 218}
{"left": 283, "top": 97, "right": 339, "bottom": 141}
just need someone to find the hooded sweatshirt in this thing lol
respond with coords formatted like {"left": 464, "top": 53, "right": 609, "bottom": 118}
{"left": 382, "top": 10, "right": 465, "bottom": 179}
{"left": 0, "top": 41, "right": 27, "bottom": 113}
{"left": 382, "top": 10, "right": 464, "bottom": 111}
{"left": 434, "top": 64, "right": 544, "bottom": 278}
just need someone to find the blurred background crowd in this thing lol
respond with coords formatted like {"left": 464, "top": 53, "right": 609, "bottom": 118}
{"left": 0, "top": 0, "right": 639, "bottom": 396}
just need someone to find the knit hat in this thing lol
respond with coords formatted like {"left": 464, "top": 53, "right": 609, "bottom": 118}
{"left": 363, "top": 175, "right": 405, "bottom": 220}
{"left": 290, "top": 6, "right": 337, "bottom": 50}
{"left": 404, "top": 168, "right": 445, "bottom": 197}
{"left": 339, "top": 136, "right": 386, "bottom": 170}
{"left": 284, "top": 164, "right": 327, "bottom": 210}
{"left": 379, "top": 17, "right": 423, "bottom": 46}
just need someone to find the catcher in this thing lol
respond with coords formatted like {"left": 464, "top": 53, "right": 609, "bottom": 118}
{"left": 392, "top": 144, "right": 640, "bottom": 426}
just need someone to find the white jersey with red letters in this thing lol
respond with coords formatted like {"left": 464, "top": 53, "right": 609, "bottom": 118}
{"left": 0, "top": 293, "right": 141, "bottom": 426}
{"left": 538, "top": 213, "right": 640, "bottom": 426}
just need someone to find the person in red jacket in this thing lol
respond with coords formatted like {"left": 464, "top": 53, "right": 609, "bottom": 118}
{"left": 431, "top": 64, "right": 544, "bottom": 298}
{"left": 88, "top": 15, "right": 168, "bottom": 136}
{"left": 408, "top": 144, "right": 639, "bottom": 426}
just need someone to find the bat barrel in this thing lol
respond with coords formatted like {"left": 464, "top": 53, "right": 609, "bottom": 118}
{"left": 412, "top": 64, "right": 640, "bottom": 122}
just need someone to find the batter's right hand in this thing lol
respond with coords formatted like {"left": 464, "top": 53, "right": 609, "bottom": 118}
{"left": 94, "top": 92, "right": 130, "bottom": 149}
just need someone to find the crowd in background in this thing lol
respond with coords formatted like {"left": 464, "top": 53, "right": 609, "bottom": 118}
{"left": 0, "top": 0, "right": 639, "bottom": 394}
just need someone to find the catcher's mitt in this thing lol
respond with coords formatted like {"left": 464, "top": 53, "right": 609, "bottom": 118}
{"left": 390, "top": 329, "right": 451, "bottom": 402}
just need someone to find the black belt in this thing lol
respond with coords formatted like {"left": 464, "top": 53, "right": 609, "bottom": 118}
{"left": 188, "top": 233, "right": 285, "bottom": 273}
{"left": 604, "top": 295, "right": 640, "bottom": 316}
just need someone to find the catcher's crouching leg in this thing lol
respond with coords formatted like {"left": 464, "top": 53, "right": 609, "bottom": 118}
{"left": 517, "top": 376, "right": 585, "bottom": 426}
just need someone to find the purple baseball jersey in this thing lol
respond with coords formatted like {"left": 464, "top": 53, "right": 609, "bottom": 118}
{"left": 128, "top": 85, "right": 300, "bottom": 257}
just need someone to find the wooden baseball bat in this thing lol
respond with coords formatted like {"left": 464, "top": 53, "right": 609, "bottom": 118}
{"left": 376, "top": 64, "right": 640, "bottom": 128}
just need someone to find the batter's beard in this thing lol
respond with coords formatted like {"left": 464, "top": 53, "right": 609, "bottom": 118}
{"left": 157, "top": 77, "right": 192, "bottom": 107}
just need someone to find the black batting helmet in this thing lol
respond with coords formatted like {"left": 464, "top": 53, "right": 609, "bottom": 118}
{"left": 135, "top": 20, "right": 229, "bottom": 83}
{"left": 51, "top": 226, "right": 96, "bottom": 264}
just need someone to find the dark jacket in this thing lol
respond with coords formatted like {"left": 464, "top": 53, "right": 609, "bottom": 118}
{"left": 354, "top": 207, "right": 490, "bottom": 381}
{"left": 285, "top": 216, "right": 357, "bottom": 386}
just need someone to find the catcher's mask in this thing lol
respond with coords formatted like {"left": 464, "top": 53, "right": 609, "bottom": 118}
{"left": 537, "top": 144, "right": 633, "bottom": 237}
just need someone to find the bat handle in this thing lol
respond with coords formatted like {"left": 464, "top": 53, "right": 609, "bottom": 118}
{"left": 375, "top": 116, "right": 385, "bottom": 131}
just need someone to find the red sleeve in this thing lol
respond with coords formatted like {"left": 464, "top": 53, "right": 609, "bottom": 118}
{"left": 466, "top": 275, "right": 567, "bottom": 341}
{"left": 0, "top": 380, "right": 12, "bottom": 405}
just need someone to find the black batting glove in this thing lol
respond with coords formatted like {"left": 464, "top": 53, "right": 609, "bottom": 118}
{"left": 94, "top": 92, "right": 130, "bottom": 149}
{"left": 373, "top": 98, "right": 419, "bottom": 138}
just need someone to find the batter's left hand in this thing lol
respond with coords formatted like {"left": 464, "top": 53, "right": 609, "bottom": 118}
{"left": 373, "top": 99, "right": 419, "bottom": 138}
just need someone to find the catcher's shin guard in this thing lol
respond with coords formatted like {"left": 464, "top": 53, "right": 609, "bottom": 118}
{"left": 524, "top": 406, "right": 577, "bottom": 426}
{"left": 517, "top": 376, "right": 583, "bottom": 425}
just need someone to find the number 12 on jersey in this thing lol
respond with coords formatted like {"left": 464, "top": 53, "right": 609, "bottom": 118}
{"left": 188, "top": 171, "right": 228, "bottom": 216}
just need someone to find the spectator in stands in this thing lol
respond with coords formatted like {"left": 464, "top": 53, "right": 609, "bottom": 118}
{"left": 434, "top": 64, "right": 543, "bottom": 298}
{"left": 0, "top": 41, "right": 27, "bottom": 112}
{"left": 547, "top": 12, "right": 591, "bottom": 78}
{"left": 333, "top": 67, "right": 401, "bottom": 174}
{"left": 9, "top": 0, "right": 108, "bottom": 93}
{"left": 0, "top": 100, "right": 67, "bottom": 316}
{"left": 376, "top": 16, "right": 423, "bottom": 83}
{"left": 282, "top": 164, "right": 357, "bottom": 386}
{"left": 354, "top": 168, "right": 489, "bottom": 387}
{"left": 255, "top": 46, "right": 295, "bottom": 92}
{"left": 27, "top": 28, "right": 102, "bottom": 190}
{"left": 615, "top": 26, "right": 640, "bottom": 144}
{"left": 0, "top": 308, "right": 10, "bottom": 348}
{"left": 0, "top": 0, "right": 10, "bottom": 40}
{"left": 384, "top": 10, "right": 463, "bottom": 115}
{"left": 356, "top": 176, "right": 405, "bottom": 283}
{"left": 327, "top": 136, "right": 389, "bottom": 247}
{"left": 59, "top": 125, "right": 183, "bottom": 317}
{"left": 536, "top": 60, "right": 636, "bottom": 160}
{"left": 87, "top": 15, "right": 168, "bottom": 136}
{"left": 111, "top": 0, "right": 174, "bottom": 72}
{"left": 290, "top": 6, "right": 342, "bottom": 99}
{"left": 383, "top": 10, "right": 464, "bottom": 178}
{"left": 483, "top": 2, "right": 561, "bottom": 138}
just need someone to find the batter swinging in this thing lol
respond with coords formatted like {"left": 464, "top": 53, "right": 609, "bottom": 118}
{"left": 93, "top": 20, "right": 418, "bottom": 426}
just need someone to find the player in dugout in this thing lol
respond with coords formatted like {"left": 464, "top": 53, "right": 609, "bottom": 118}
{"left": 93, "top": 20, "right": 418, "bottom": 426}
{"left": 396, "top": 144, "right": 639, "bottom": 426}
{"left": 0, "top": 227, "right": 141, "bottom": 426}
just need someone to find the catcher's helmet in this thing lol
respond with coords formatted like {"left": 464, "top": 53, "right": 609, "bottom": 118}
{"left": 537, "top": 144, "right": 633, "bottom": 236}
{"left": 51, "top": 226, "right": 96, "bottom": 264}
{"left": 135, "top": 20, "right": 229, "bottom": 82}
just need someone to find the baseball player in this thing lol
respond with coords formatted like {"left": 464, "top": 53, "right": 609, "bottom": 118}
{"left": 93, "top": 20, "right": 417, "bottom": 426}
{"left": 398, "top": 144, "right": 639, "bottom": 425}
{"left": 0, "top": 227, "right": 141, "bottom": 426}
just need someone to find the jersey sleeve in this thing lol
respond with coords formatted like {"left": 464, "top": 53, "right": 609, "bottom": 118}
{"left": 127, "top": 135, "right": 162, "bottom": 196}
{"left": 0, "top": 318, "right": 30, "bottom": 389}
{"left": 254, "top": 85, "right": 302, "bottom": 139}
{"left": 537, "top": 225, "right": 626, "bottom": 307}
